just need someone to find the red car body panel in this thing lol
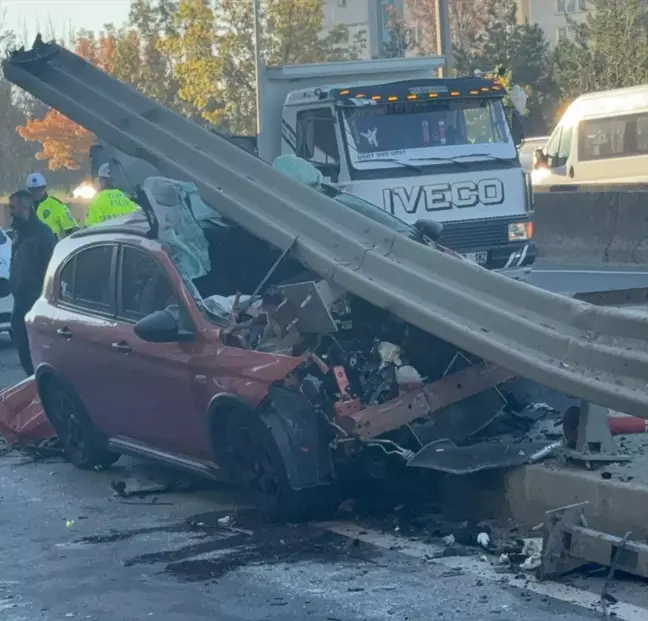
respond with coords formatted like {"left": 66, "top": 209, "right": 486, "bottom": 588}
{"left": 27, "top": 220, "right": 305, "bottom": 463}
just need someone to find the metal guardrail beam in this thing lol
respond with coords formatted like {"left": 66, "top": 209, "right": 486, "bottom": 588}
{"left": 5, "top": 41, "right": 648, "bottom": 417}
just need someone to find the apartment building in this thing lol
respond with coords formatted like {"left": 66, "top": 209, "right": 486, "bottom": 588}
{"left": 517, "top": 0, "right": 590, "bottom": 45}
{"left": 322, "top": 0, "right": 406, "bottom": 59}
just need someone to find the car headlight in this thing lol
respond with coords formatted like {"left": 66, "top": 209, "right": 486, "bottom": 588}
{"left": 508, "top": 221, "right": 533, "bottom": 241}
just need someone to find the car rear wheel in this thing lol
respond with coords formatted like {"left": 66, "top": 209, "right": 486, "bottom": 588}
{"left": 225, "top": 411, "right": 331, "bottom": 521}
{"left": 41, "top": 378, "right": 120, "bottom": 470}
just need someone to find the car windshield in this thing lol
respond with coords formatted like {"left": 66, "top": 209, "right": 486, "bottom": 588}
{"left": 320, "top": 185, "right": 415, "bottom": 235}
{"left": 341, "top": 98, "right": 510, "bottom": 165}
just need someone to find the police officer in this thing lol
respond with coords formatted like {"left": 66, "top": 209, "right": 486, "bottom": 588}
{"left": 85, "top": 163, "right": 139, "bottom": 226}
{"left": 26, "top": 172, "right": 79, "bottom": 238}
{"left": 8, "top": 190, "right": 56, "bottom": 376}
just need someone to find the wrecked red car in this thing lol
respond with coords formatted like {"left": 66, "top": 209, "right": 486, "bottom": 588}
{"left": 26, "top": 177, "right": 542, "bottom": 519}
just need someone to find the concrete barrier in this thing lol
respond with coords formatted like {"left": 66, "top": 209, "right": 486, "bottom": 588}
{"left": 533, "top": 185, "right": 648, "bottom": 264}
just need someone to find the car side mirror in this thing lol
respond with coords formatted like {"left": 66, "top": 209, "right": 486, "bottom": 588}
{"left": 134, "top": 308, "right": 193, "bottom": 343}
{"left": 414, "top": 218, "right": 444, "bottom": 242}
{"left": 533, "top": 148, "right": 548, "bottom": 169}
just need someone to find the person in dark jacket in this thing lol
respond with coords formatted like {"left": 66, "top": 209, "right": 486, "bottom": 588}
{"left": 8, "top": 190, "right": 56, "bottom": 376}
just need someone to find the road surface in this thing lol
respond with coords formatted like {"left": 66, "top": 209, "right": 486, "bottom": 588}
{"left": 2, "top": 261, "right": 648, "bottom": 621}
{"left": 530, "top": 263, "right": 648, "bottom": 294}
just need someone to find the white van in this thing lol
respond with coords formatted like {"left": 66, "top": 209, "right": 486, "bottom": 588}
{"left": 532, "top": 84, "right": 648, "bottom": 188}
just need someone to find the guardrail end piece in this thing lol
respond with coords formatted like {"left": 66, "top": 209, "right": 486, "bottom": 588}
{"left": 539, "top": 502, "right": 590, "bottom": 581}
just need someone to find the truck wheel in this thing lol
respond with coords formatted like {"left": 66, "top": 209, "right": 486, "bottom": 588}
{"left": 225, "top": 410, "right": 334, "bottom": 521}
{"left": 40, "top": 378, "right": 119, "bottom": 470}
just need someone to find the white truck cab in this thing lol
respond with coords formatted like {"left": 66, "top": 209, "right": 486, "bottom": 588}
{"left": 259, "top": 58, "right": 535, "bottom": 279}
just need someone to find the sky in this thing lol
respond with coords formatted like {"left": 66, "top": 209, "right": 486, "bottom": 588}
{"left": 3, "top": 0, "right": 131, "bottom": 42}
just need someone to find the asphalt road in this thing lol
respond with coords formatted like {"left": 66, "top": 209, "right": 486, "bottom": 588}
{"left": 2, "top": 261, "right": 648, "bottom": 621}
{"left": 529, "top": 263, "right": 648, "bottom": 295}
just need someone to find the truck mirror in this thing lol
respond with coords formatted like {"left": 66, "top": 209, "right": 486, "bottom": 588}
{"left": 510, "top": 113, "right": 525, "bottom": 147}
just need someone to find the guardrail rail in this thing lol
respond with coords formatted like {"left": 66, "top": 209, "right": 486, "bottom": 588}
{"left": 6, "top": 40, "right": 648, "bottom": 417}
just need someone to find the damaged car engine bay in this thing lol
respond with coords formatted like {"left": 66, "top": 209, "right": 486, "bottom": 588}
{"left": 135, "top": 174, "right": 551, "bottom": 493}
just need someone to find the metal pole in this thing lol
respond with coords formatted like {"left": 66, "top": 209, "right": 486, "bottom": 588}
{"left": 435, "top": 0, "right": 454, "bottom": 76}
{"left": 252, "top": 0, "right": 263, "bottom": 133}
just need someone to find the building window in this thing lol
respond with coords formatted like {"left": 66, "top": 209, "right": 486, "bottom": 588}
{"left": 378, "top": 0, "right": 403, "bottom": 45}
{"left": 556, "top": 27, "right": 568, "bottom": 43}
{"left": 338, "top": 0, "right": 347, "bottom": 7}
{"left": 578, "top": 0, "right": 587, "bottom": 10}
{"left": 558, "top": 0, "right": 578, "bottom": 12}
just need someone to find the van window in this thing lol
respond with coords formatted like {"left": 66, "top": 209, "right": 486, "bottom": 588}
{"left": 557, "top": 126, "right": 573, "bottom": 166}
{"left": 637, "top": 115, "right": 648, "bottom": 152}
{"left": 578, "top": 113, "right": 648, "bottom": 161}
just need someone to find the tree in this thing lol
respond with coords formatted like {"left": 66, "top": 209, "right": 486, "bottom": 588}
{"left": 125, "top": 0, "right": 190, "bottom": 113}
{"left": 554, "top": 0, "right": 648, "bottom": 102}
{"left": 161, "top": 0, "right": 367, "bottom": 134}
{"left": 0, "top": 24, "right": 40, "bottom": 194}
{"left": 15, "top": 32, "right": 117, "bottom": 170}
{"left": 407, "top": 0, "right": 556, "bottom": 133}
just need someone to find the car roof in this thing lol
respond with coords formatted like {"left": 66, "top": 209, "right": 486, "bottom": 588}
{"left": 70, "top": 211, "right": 151, "bottom": 239}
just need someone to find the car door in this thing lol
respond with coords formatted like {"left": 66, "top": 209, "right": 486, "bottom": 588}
{"left": 109, "top": 244, "right": 210, "bottom": 459}
{"left": 50, "top": 244, "right": 121, "bottom": 434}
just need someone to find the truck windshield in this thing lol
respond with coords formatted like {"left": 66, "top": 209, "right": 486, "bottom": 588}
{"left": 340, "top": 98, "right": 511, "bottom": 166}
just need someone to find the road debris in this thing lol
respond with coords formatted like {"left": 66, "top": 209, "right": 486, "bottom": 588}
{"left": 520, "top": 553, "right": 542, "bottom": 571}
{"left": 110, "top": 476, "right": 204, "bottom": 499}
{"left": 0, "top": 377, "right": 54, "bottom": 446}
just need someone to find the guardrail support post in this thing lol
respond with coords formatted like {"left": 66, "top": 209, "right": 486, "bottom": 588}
{"left": 557, "top": 400, "right": 631, "bottom": 468}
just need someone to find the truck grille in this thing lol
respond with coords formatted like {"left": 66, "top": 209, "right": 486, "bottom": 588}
{"left": 439, "top": 216, "right": 527, "bottom": 253}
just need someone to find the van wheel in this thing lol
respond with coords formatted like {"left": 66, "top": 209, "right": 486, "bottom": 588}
{"left": 41, "top": 378, "right": 119, "bottom": 470}
{"left": 225, "top": 411, "right": 331, "bottom": 521}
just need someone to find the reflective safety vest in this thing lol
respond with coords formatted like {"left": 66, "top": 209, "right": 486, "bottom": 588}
{"left": 85, "top": 189, "right": 139, "bottom": 227}
{"left": 36, "top": 195, "right": 79, "bottom": 238}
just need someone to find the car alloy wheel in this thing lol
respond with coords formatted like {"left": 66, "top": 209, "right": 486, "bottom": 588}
{"left": 42, "top": 379, "right": 119, "bottom": 470}
{"left": 226, "top": 414, "right": 284, "bottom": 516}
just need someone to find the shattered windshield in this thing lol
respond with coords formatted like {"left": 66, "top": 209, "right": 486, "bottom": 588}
{"left": 341, "top": 98, "right": 511, "bottom": 166}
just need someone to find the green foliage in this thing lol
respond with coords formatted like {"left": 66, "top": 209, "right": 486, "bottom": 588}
{"left": 452, "top": 0, "right": 557, "bottom": 133}
{"left": 161, "top": 0, "right": 367, "bottom": 134}
{"left": 553, "top": 0, "right": 648, "bottom": 103}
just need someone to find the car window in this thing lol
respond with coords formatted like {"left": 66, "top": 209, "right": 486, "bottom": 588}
{"left": 59, "top": 257, "right": 75, "bottom": 304}
{"left": 120, "top": 246, "right": 178, "bottom": 320}
{"left": 63, "top": 245, "right": 115, "bottom": 312}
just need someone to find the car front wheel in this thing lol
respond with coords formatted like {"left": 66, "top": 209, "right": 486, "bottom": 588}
{"left": 224, "top": 410, "right": 335, "bottom": 521}
{"left": 40, "top": 378, "right": 120, "bottom": 470}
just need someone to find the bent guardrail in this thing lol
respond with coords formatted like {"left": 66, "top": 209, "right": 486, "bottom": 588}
{"left": 5, "top": 40, "right": 648, "bottom": 417}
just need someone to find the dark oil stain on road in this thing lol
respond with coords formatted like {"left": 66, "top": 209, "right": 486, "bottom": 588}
{"left": 80, "top": 508, "right": 380, "bottom": 583}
